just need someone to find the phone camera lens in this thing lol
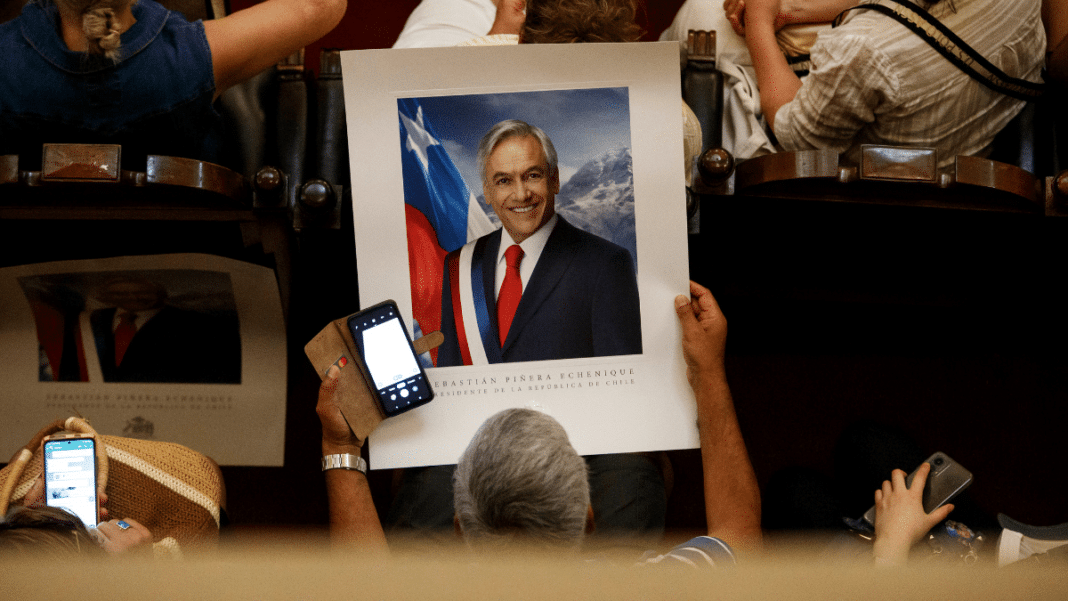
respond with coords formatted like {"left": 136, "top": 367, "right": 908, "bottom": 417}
{"left": 933, "top": 457, "right": 944, "bottom": 466}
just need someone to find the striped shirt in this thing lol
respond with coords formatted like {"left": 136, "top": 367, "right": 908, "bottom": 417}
{"left": 774, "top": 0, "right": 1045, "bottom": 170}
{"left": 635, "top": 536, "right": 736, "bottom": 569}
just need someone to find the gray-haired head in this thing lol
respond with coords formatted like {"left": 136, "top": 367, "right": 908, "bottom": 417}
{"left": 0, "top": 505, "right": 102, "bottom": 557}
{"left": 453, "top": 408, "right": 590, "bottom": 549}
{"left": 476, "top": 120, "right": 559, "bottom": 185}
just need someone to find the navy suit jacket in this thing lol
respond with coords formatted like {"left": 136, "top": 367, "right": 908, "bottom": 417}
{"left": 437, "top": 216, "right": 642, "bottom": 366}
{"left": 90, "top": 305, "right": 241, "bottom": 383}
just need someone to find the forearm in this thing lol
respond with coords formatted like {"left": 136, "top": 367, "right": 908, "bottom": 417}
{"left": 205, "top": 0, "right": 346, "bottom": 93}
{"left": 1045, "top": 0, "right": 1068, "bottom": 53}
{"left": 778, "top": 0, "right": 854, "bottom": 25}
{"left": 692, "top": 370, "right": 763, "bottom": 551}
{"left": 323, "top": 442, "right": 389, "bottom": 553}
{"left": 872, "top": 537, "right": 912, "bottom": 566}
{"left": 487, "top": 0, "right": 525, "bottom": 36}
{"left": 745, "top": 19, "right": 801, "bottom": 130}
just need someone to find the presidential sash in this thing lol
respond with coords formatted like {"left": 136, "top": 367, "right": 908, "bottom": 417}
{"left": 446, "top": 236, "right": 504, "bottom": 366}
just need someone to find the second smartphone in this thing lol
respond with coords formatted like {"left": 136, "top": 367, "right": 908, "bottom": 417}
{"left": 862, "top": 451, "right": 973, "bottom": 526}
{"left": 43, "top": 436, "right": 99, "bottom": 527}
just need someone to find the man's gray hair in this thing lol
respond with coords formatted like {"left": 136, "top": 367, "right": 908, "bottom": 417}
{"left": 453, "top": 408, "right": 590, "bottom": 549}
{"left": 476, "top": 119, "right": 559, "bottom": 184}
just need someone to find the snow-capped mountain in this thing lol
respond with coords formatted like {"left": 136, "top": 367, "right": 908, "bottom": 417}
{"left": 555, "top": 145, "right": 636, "bottom": 265}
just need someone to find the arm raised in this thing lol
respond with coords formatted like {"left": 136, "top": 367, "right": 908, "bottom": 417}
{"left": 725, "top": 0, "right": 855, "bottom": 36}
{"left": 741, "top": 0, "right": 802, "bottom": 130}
{"left": 675, "top": 282, "right": 762, "bottom": 552}
{"left": 316, "top": 365, "right": 389, "bottom": 553}
{"left": 204, "top": 0, "right": 347, "bottom": 96}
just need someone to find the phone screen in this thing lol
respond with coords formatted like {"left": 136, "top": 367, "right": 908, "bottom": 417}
{"left": 347, "top": 301, "right": 434, "bottom": 416}
{"left": 43, "top": 438, "right": 98, "bottom": 527}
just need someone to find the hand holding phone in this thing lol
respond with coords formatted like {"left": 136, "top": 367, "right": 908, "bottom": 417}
{"left": 863, "top": 452, "right": 973, "bottom": 526}
{"left": 317, "top": 364, "right": 364, "bottom": 452}
{"left": 95, "top": 518, "right": 153, "bottom": 554}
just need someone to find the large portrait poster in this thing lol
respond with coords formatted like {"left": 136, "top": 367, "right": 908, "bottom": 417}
{"left": 0, "top": 254, "right": 286, "bottom": 466}
{"left": 343, "top": 43, "right": 696, "bottom": 468}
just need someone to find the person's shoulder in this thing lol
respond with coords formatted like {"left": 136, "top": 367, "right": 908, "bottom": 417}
{"left": 0, "top": 3, "right": 26, "bottom": 34}
{"left": 0, "top": 15, "right": 19, "bottom": 42}
{"left": 133, "top": 0, "right": 177, "bottom": 26}
{"left": 470, "top": 226, "right": 503, "bottom": 247}
{"left": 813, "top": 9, "right": 883, "bottom": 50}
{"left": 393, "top": 0, "right": 497, "bottom": 49}
{"left": 1, "top": 0, "right": 47, "bottom": 42}
{"left": 445, "top": 227, "right": 502, "bottom": 259}
{"left": 635, "top": 536, "right": 737, "bottom": 569}
{"left": 552, "top": 217, "right": 629, "bottom": 256}
{"left": 131, "top": 0, "right": 206, "bottom": 55}
{"left": 807, "top": 11, "right": 900, "bottom": 77}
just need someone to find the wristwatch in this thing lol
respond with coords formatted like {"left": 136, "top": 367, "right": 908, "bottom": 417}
{"left": 321, "top": 453, "right": 367, "bottom": 474}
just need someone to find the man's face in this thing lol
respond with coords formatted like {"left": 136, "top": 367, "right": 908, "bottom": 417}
{"left": 483, "top": 134, "right": 559, "bottom": 244}
{"left": 99, "top": 281, "right": 165, "bottom": 312}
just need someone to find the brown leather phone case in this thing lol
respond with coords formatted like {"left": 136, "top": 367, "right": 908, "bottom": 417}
{"left": 304, "top": 315, "right": 442, "bottom": 442}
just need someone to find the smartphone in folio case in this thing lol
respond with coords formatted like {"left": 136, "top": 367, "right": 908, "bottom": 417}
{"left": 862, "top": 451, "right": 973, "bottom": 526}
{"left": 346, "top": 300, "right": 434, "bottom": 417}
{"left": 42, "top": 436, "right": 98, "bottom": 527}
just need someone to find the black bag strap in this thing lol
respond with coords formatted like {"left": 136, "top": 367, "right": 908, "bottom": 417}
{"left": 786, "top": 53, "right": 813, "bottom": 78}
{"left": 832, "top": 0, "right": 1043, "bottom": 100}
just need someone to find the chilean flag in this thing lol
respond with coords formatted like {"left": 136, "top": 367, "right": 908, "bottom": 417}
{"left": 399, "top": 98, "right": 494, "bottom": 364}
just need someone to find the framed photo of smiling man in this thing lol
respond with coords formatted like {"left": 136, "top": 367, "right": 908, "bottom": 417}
{"left": 343, "top": 42, "right": 693, "bottom": 469}
{"left": 400, "top": 93, "right": 641, "bottom": 369}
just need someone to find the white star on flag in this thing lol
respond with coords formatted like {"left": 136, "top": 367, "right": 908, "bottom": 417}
{"left": 400, "top": 105, "right": 439, "bottom": 172}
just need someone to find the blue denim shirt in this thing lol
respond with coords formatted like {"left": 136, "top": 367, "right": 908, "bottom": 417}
{"left": 0, "top": 0, "right": 222, "bottom": 169}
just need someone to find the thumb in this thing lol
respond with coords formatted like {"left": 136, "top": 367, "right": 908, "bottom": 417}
{"left": 323, "top": 364, "right": 341, "bottom": 388}
{"left": 927, "top": 503, "right": 955, "bottom": 528}
{"left": 675, "top": 295, "right": 700, "bottom": 332}
{"left": 319, "top": 364, "right": 341, "bottom": 400}
{"left": 675, "top": 294, "right": 693, "bottom": 318}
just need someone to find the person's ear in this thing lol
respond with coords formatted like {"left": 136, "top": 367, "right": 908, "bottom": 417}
{"left": 585, "top": 505, "right": 595, "bottom": 535}
{"left": 454, "top": 513, "right": 464, "bottom": 538}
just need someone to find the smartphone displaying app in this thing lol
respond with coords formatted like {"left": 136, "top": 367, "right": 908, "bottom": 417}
{"left": 43, "top": 437, "right": 98, "bottom": 527}
{"left": 347, "top": 300, "right": 434, "bottom": 416}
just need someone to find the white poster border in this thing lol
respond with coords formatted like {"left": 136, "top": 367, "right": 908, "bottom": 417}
{"left": 342, "top": 43, "right": 696, "bottom": 469}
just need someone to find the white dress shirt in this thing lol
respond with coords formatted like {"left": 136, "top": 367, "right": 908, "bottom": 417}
{"left": 493, "top": 213, "right": 558, "bottom": 300}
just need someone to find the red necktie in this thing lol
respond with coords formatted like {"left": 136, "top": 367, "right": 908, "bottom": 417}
{"left": 498, "top": 245, "right": 524, "bottom": 346}
{"left": 114, "top": 312, "right": 137, "bottom": 366}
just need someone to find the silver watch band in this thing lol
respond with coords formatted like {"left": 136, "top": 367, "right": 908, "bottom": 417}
{"left": 321, "top": 453, "right": 367, "bottom": 474}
